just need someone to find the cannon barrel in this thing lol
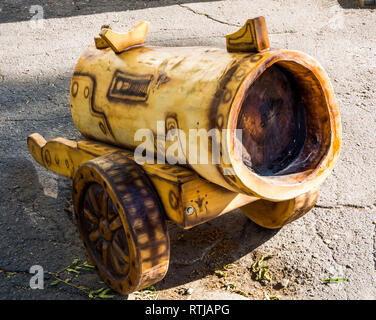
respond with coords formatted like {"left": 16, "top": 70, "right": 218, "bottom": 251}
{"left": 70, "top": 20, "right": 341, "bottom": 201}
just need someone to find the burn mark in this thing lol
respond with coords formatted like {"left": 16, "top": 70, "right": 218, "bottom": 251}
{"left": 72, "top": 72, "right": 115, "bottom": 139}
{"left": 165, "top": 113, "right": 179, "bottom": 132}
{"left": 99, "top": 122, "right": 107, "bottom": 135}
{"left": 208, "top": 57, "right": 250, "bottom": 191}
{"left": 209, "top": 63, "right": 239, "bottom": 126}
{"left": 107, "top": 70, "right": 153, "bottom": 103}
{"left": 250, "top": 54, "right": 263, "bottom": 63}
{"left": 222, "top": 89, "right": 232, "bottom": 104}
{"left": 71, "top": 82, "right": 79, "bottom": 97}
{"left": 216, "top": 114, "right": 224, "bottom": 129}
{"left": 234, "top": 68, "right": 246, "bottom": 80}
{"left": 168, "top": 190, "right": 179, "bottom": 210}
{"left": 156, "top": 72, "right": 171, "bottom": 88}
{"left": 194, "top": 193, "right": 208, "bottom": 213}
{"left": 44, "top": 150, "right": 51, "bottom": 166}
{"left": 84, "top": 86, "right": 90, "bottom": 99}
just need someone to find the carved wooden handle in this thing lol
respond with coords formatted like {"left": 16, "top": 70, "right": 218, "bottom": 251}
{"left": 95, "top": 21, "right": 150, "bottom": 53}
{"left": 226, "top": 17, "right": 270, "bottom": 53}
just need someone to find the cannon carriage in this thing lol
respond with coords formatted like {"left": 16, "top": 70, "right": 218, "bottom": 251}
{"left": 28, "top": 17, "right": 341, "bottom": 294}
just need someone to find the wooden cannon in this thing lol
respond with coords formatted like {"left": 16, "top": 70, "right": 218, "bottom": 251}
{"left": 27, "top": 17, "right": 341, "bottom": 294}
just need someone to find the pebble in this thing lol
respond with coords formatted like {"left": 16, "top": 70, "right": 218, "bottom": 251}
{"left": 280, "top": 279, "right": 290, "bottom": 288}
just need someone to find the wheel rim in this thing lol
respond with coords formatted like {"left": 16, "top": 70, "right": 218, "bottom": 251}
{"left": 80, "top": 182, "right": 130, "bottom": 279}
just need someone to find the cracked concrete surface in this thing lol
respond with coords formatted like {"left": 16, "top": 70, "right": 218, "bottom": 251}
{"left": 0, "top": 0, "right": 375, "bottom": 299}
{"left": 178, "top": 3, "right": 241, "bottom": 26}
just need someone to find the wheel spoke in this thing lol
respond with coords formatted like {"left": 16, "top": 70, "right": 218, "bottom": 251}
{"left": 109, "top": 216, "right": 122, "bottom": 231}
{"left": 102, "top": 241, "right": 109, "bottom": 266}
{"left": 110, "top": 247, "right": 129, "bottom": 275}
{"left": 100, "top": 190, "right": 108, "bottom": 219}
{"left": 88, "top": 186, "right": 100, "bottom": 215}
{"left": 84, "top": 208, "right": 99, "bottom": 225}
{"left": 107, "top": 200, "right": 117, "bottom": 221}
{"left": 112, "top": 239, "right": 129, "bottom": 264}
{"left": 89, "top": 229, "right": 100, "bottom": 243}
{"left": 108, "top": 211, "right": 116, "bottom": 221}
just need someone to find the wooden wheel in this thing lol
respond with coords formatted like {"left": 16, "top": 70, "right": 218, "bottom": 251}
{"left": 241, "top": 188, "right": 319, "bottom": 229}
{"left": 72, "top": 152, "right": 170, "bottom": 294}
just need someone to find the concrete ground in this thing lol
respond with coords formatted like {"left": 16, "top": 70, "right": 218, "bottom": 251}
{"left": 0, "top": 0, "right": 375, "bottom": 300}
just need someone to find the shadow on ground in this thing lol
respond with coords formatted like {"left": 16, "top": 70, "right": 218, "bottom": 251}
{"left": 0, "top": 157, "right": 95, "bottom": 299}
{"left": 159, "top": 214, "right": 278, "bottom": 290}
{"left": 337, "top": 0, "right": 376, "bottom": 8}
{"left": 0, "top": 0, "right": 220, "bottom": 24}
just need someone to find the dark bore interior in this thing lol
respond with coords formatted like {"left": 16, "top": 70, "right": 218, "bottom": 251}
{"left": 237, "top": 64, "right": 307, "bottom": 176}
